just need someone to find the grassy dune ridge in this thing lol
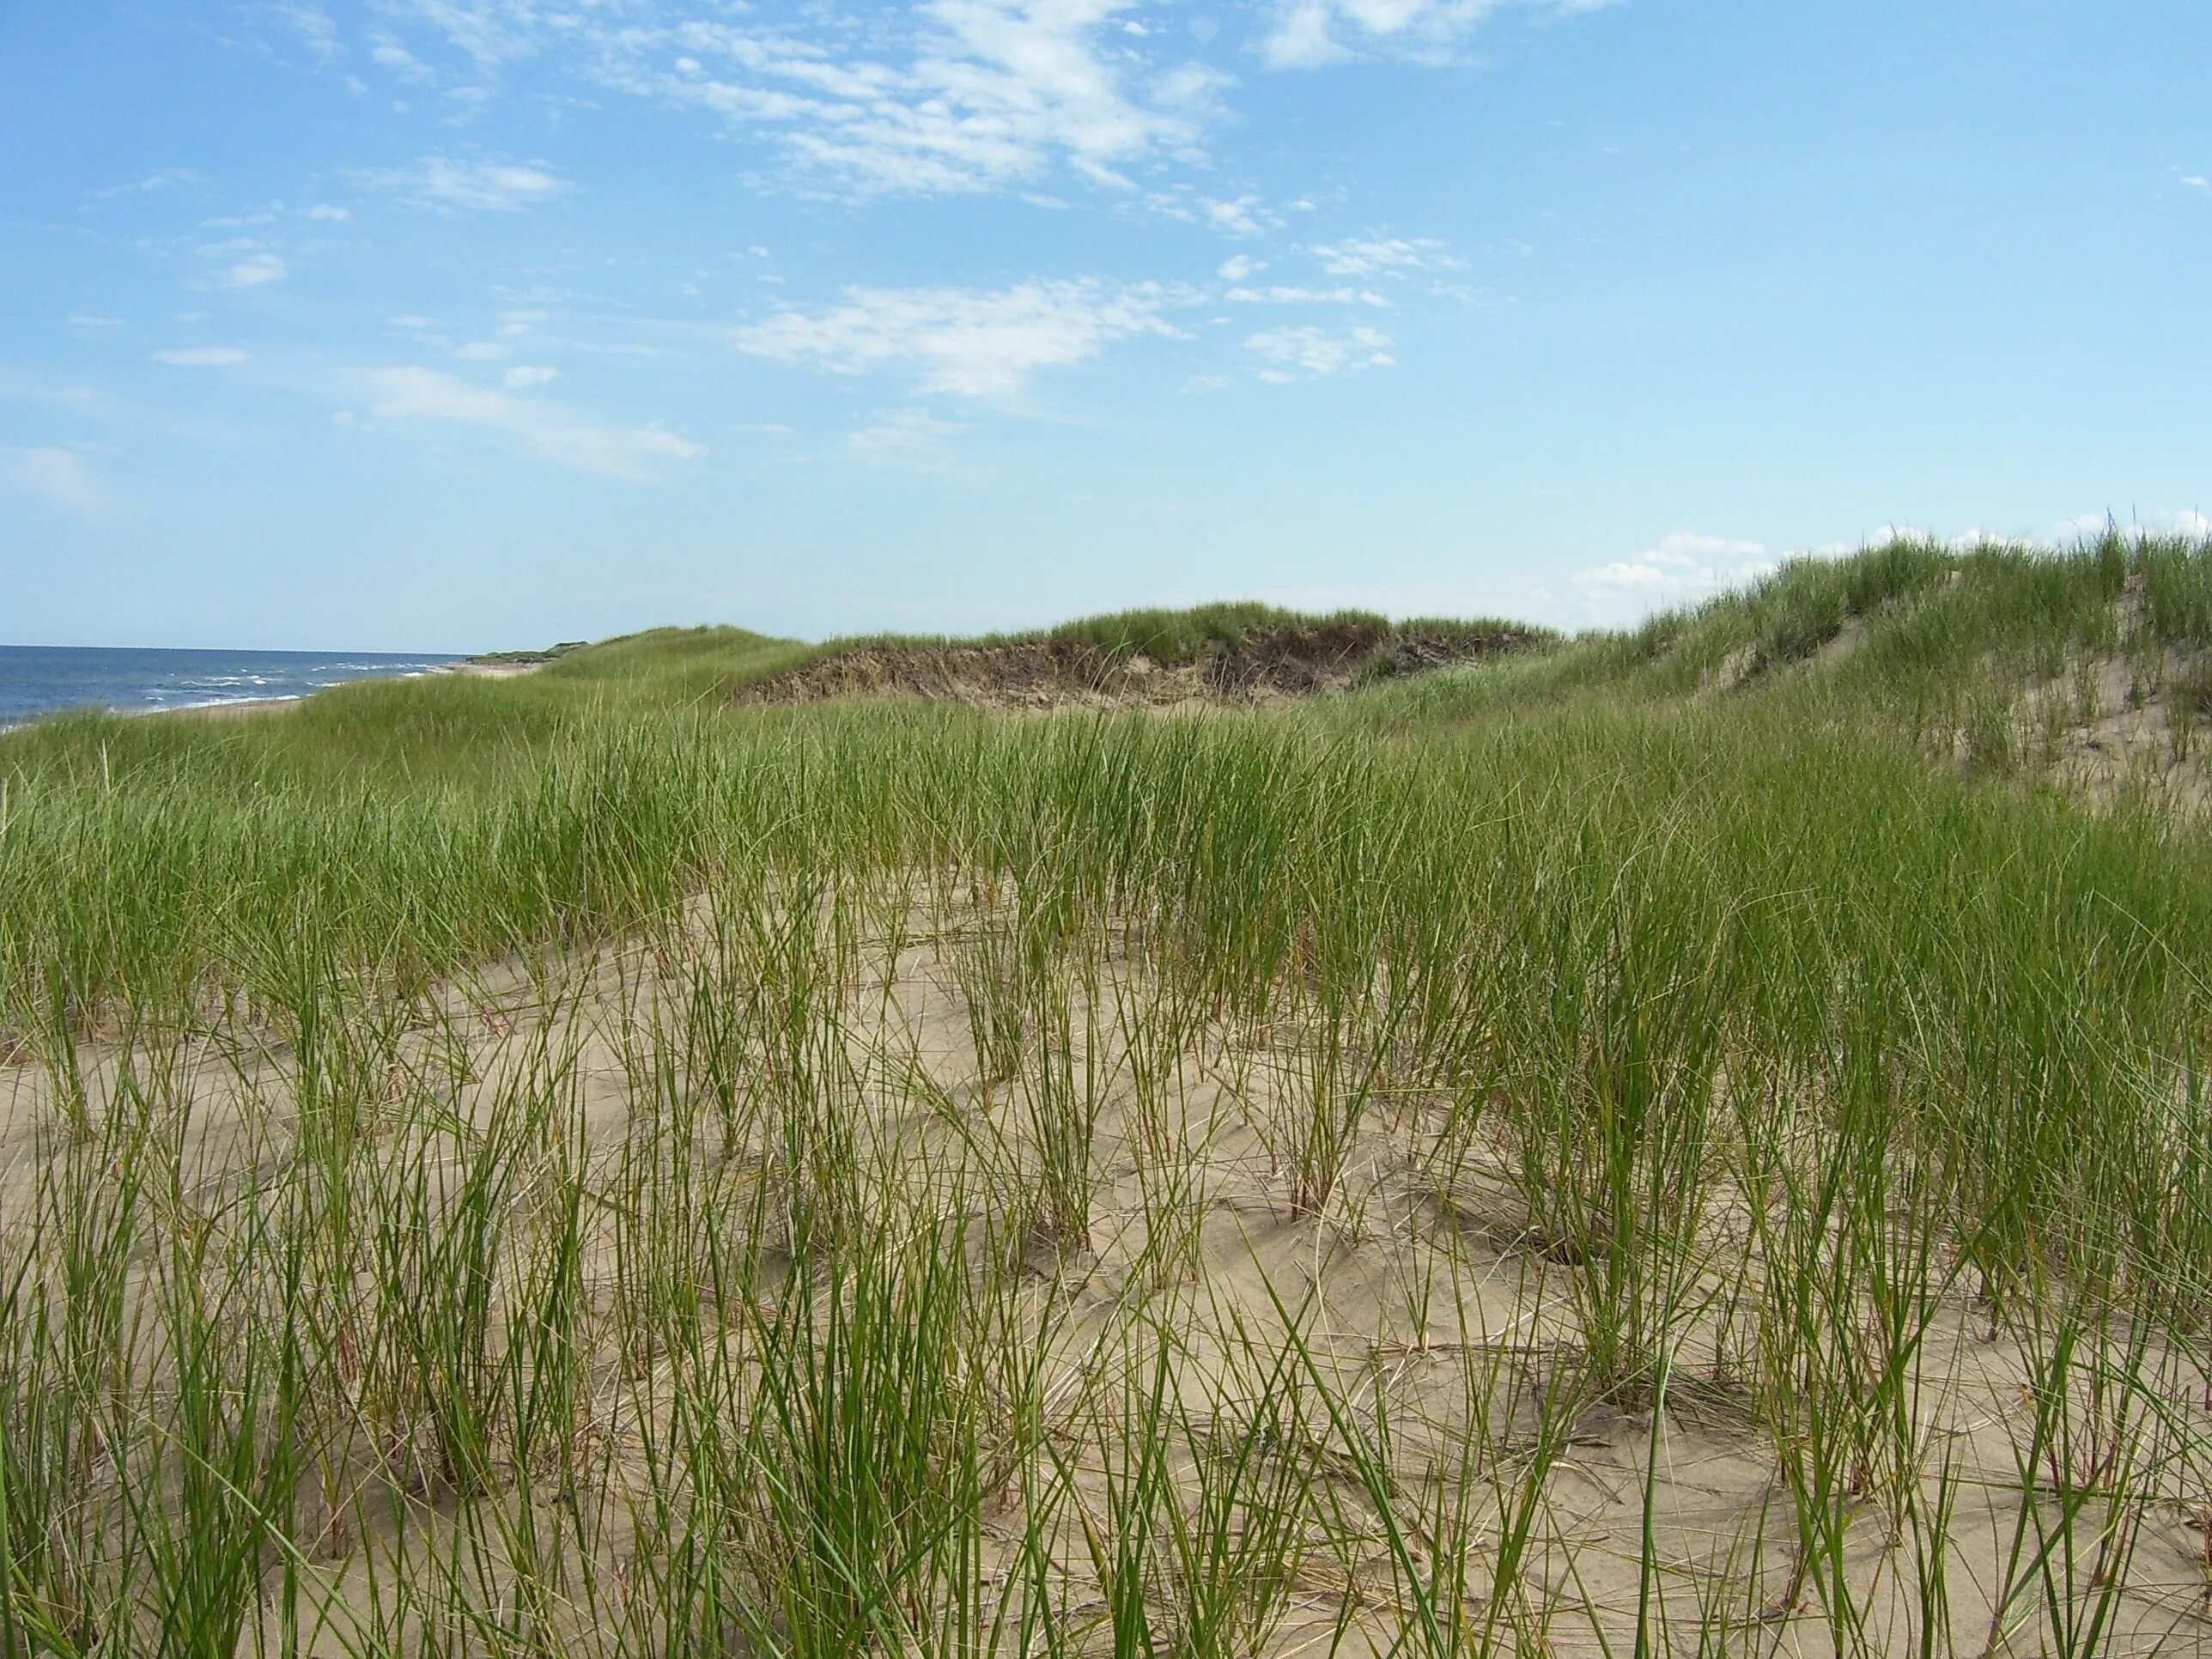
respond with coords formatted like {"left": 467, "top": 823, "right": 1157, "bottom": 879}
{"left": 2, "top": 536, "right": 2211, "bottom": 1654}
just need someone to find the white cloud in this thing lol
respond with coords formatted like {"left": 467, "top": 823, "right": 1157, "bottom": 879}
{"left": 1201, "top": 195, "right": 1276, "bottom": 237}
{"left": 0, "top": 372, "right": 100, "bottom": 409}
{"left": 849, "top": 407, "right": 968, "bottom": 451}
{"left": 2053, "top": 509, "right": 2212, "bottom": 543}
{"left": 349, "top": 155, "right": 571, "bottom": 213}
{"left": 216, "top": 253, "right": 289, "bottom": 289}
{"left": 305, "top": 203, "right": 350, "bottom": 222}
{"left": 454, "top": 341, "right": 509, "bottom": 361}
{"left": 1807, "top": 526, "right": 1941, "bottom": 556}
{"left": 371, "top": 0, "right": 1220, "bottom": 201}
{"left": 1260, "top": 0, "right": 1618, "bottom": 70}
{"left": 0, "top": 447, "right": 105, "bottom": 516}
{"left": 1244, "top": 323, "right": 1394, "bottom": 380}
{"left": 1261, "top": 3, "right": 1349, "bottom": 69}
{"left": 371, "top": 1, "right": 544, "bottom": 70}
{"left": 368, "top": 34, "right": 435, "bottom": 80}
{"left": 356, "top": 366, "right": 702, "bottom": 480}
{"left": 1218, "top": 253, "right": 1263, "bottom": 281}
{"left": 1310, "top": 235, "right": 1461, "bottom": 276}
{"left": 94, "top": 168, "right": 199, "bottom": 200}
{"left": 734, "top": 279, "right": 1192, "bottom": 397}
{"left": 502, "top": 364, "right": 560, "bottom": 390}
{"left": 1152, "top": 191, "right": 1285, "bottom": 237}
{"left": 1796, "top": 520, "right": 2210, "bottom": 559}
{"left": 2181, "top": 174, "right": 2210, "bottom": 193}
{"left": 1571, "top": 532, "right": 1774, "bottom": 617}
{"left": 153, "top": 347, "right": 250, "bottom": 367}
{"left": 262, "top": 1, "right": 340, "bottom": 59}
{"left": 1226, "top": 284, "right": 1389, "bottom": 306}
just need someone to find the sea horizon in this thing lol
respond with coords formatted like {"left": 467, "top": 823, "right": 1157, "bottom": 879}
{"left": 0, "top": 642, "right": 465, "bottom": 726}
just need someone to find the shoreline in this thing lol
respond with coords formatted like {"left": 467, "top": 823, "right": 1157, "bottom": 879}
{"left": 158, "top": 659, "right": 544, "bottom": 720}
{"left": 2, "top": 659, "right": 544, "bottom": 732}
{"left": 159, "top": 659, "right": 544, "bottom": 720}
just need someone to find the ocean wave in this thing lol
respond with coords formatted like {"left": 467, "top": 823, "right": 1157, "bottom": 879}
{"left": 0, "top": 647, "right": 463, "bottom": 725}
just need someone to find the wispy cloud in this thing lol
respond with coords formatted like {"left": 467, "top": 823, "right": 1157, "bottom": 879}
{"left": 153, "top": 347, "right": 251, "bottom": 367}
{"left": 0, "top": 371, "right": 100, "bottom": 410}
{"left": 368, "top": 33, "right": 436, "bottom": 81}
{"left": 349, "top": 155, "right": 571, "bottom": 213}
{"left": 269, "top": 0, "right": 1617, "bottom": 211}
{"left": 1226, "top": 284, "right": 1389, "bottom": 307}
{"left": 370, "top": 0, "right": 544, "bottom": 72}
{"left": 203, "top": 209, "right": 282, "bottom": 230}
{"left": 849, "top": 407, "right": 968, "bottom": 451}
{"left": 1188, "top": 194, "right": 1284, "bottom": 235}
{"left": 1571, "top": 532, "right": 1773, "bottom": 617}
{"left": 2051, "top": 509, "right": 2212, "bottom": 542}
{"left": 366, "top": 0, "right": 1224, "bottom": 201}
{"left": 260, "top": 1, "right": 340, "bottom": 60}
{"left": 92, "top": 167, "right": 199, "bottom": 201}
{"left": 356, "top": 366, "right": 702, "bottom": 480}
{"left": 214, "top": 252, "right": 289, "bottom": 289}
{"left": 1261, "top": 0, "right": 1620, "bottom": 70}
{"left": 1147, "top": 190, "right": 1287, "bottom": 238}
{"left": 0, "top": 447, "right": 106, "bottom": 517}
{"left": 501, "top": 364, "right": 559, "bottom": 390}
{"left": 1200, "top": 197, "right": 1278, "bottom": 236}
{"left": 734, "top": 279, "right": 1194, "bottom": 397}
{"left": 1244, "top": 323, "right": 1394, "bottom": 380}
{"left": 2179, "top": 173, "right": 2210, "bottom": 194}
{"left": 1310, "top": 235, "right": 1462, "bottom": 276}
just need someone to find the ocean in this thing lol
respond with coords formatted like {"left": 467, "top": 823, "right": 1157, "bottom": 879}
{"left": 0, "top": 644, "right": 464, "bottom": 726}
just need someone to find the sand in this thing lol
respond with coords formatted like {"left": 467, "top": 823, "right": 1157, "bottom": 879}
{"left": 4, "top": 885, "right": 2209, "bottom": 1656}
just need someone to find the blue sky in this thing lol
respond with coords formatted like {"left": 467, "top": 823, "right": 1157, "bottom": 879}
{"left": 3, "top": 0, "right": 2208, "bottom": 651}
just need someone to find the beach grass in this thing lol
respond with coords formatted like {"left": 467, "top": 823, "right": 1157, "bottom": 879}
{"left": 3, "top": 534, "right": 2212, "bottom": 1654}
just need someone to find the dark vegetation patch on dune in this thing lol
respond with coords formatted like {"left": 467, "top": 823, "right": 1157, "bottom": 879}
{"left": 736, "top": 612, "right": 1550, "bottom": 709}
